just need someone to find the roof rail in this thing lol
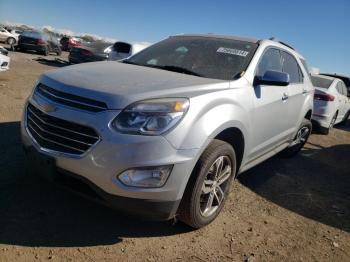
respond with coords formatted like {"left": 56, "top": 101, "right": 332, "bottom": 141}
{"left": 268, "top": 37, "right": 295, "bottom": 50}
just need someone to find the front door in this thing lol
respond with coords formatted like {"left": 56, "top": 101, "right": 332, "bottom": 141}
{"left": 250, "top": 48, "right": 290, "bottom": 160}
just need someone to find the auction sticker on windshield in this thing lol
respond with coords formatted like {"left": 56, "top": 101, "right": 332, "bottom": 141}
{"left": 217, "top": 47, "right": 249, "bottom": 57}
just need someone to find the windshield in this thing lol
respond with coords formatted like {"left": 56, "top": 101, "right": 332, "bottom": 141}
{"left": 126, "top": 36, "right": 258, "bottom": 80}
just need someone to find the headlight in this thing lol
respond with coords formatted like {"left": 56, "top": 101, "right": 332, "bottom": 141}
{"left": 112, "top": 98, "right": 189, "bottom": 135}
{"left": 118, "top": 166, "right": 173, "bottom": 187}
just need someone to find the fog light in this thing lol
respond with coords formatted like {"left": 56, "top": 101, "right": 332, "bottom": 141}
{"left": 118, "top": 166, "right": 173, "bottom": 188}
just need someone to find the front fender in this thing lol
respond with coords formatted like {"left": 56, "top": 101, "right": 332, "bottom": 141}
{"left": 164, "top": 88, "right": 252, "bottom": 153}
{"left": 296, "top": 92, "right": 313, "bottom": 132}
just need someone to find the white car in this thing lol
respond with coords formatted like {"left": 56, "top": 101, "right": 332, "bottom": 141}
{"left": 311, "top": 74, "right": 350, "bottom": 134}
{"left": 0, "top": 46, "right": 10, "bottom": 72}
{"left": 108, "top": 41, "right": 149, "bottom": 61}
{"left": 0, "top": 27, "right": 18, "bottom": 45}
{"left": 8, "top": 29, "right": 23, "bottom": 39}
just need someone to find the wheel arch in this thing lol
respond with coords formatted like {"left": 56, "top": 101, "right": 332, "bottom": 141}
{"left": 214, "top": 127, "right": 245, "bottom": 173}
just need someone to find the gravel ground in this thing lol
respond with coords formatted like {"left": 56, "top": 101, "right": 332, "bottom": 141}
{"left": 0, "top": 48, "right": 349, "bottom": 262}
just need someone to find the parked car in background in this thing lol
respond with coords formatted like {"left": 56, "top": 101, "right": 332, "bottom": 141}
{"left": 0, "top": 27, "right": 18, "bottom": 45}
{"left": 108, "top": 41, "right": 149, "bottom": 61}
{"left": 60, "top": 36, "right": 82, "bottom": 51}
{"left": 0, "top": 45, "right": 10, "bottom": 72}
{"left": 17, "top": 30, "right": 61, "bottom": 56}
{"left": 311, "top": 74, "right": 350, "bottom": 134}
{"left": 69, "top": 42, "right": 111, "bottom": 64}
{"left": 320, "top": 73, "right": 350, "bottom": 93}
{"left": 22, "top": 34, "right": 314, "bottom": 228}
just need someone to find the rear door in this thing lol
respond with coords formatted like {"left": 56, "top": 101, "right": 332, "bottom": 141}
{"left": 280, "top": 51, "right": 305, "bottom": 134}
{"left": 250, "top": 48, "right": 290, "bottom": 159}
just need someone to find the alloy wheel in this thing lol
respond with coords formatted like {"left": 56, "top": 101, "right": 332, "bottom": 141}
{"left": 199, "top": 156, "right": 232, "bottom": 217}
{"left": 290, "top": 126, "right": 310, "bottom": 147}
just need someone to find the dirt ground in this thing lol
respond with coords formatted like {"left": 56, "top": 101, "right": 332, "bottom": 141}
{"left": 0, "top": 47, "right": 349, "bottom": 262}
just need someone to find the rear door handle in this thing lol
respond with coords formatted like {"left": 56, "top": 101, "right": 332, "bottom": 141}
{"left": 282, "top": 93, "right": 289, "bottom": 101}
{"left": 302, "top": 90, "right": 308, "bottom": 95}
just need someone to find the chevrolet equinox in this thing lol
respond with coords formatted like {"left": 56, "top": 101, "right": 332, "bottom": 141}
{"left": 21, "top": 34, "right": 314, "bottom": 228}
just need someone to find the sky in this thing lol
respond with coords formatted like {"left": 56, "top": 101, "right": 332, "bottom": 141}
{"left": 0, "top": 0, "right": 349, "bottom": 75}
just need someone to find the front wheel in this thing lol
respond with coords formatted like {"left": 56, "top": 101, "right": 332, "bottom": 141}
{"left": 179, "top": 139, "right": 236, "bottom": 228}
{"left": 7, "top": 37, "right": 16, "bottom": 45}
{"left": 280, "top": 119, "right": 312, "bottom": 157}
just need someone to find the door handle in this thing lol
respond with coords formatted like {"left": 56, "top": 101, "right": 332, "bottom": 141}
{"left": 302, "top": 90, "right": 308, "bottom": 95}
{"left": 282, "top": 93, "right": 289, "bottom": 101}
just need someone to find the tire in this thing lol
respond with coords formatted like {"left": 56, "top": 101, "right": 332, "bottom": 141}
{"left": 280, "top": 118, "right": 312, "bottom": 158}
{"left": 41, "top": 46, "right": 49, "bottom": 56}
{"left": 7, "top": 37, "right": 16, "bottom": 45}
{"left": 178, "top": 139, "right": 236, "bottom": 228}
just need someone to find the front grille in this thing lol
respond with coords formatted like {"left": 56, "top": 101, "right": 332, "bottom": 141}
{"left": 26, "top": 103, "right": 100, "bottom": 155}
{"left": 35, "top": 83, "right": 108, "bottom": 112}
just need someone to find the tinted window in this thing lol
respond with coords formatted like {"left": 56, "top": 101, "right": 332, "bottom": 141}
{"left": 342, "top": 83, "right": 348, "bottom": 96}
{"left": 114, "top": 42, "right": 131, "bottom": 53}
{"left": 128, "top": 36, "right": 258, "bottom": 80}
{"left": 256, "top": 48, "right": 282, "bottom": 77}
{"left": 336, "top": 82, "right": 344, "bottom": 95}
{"left": 281, "top": 51, "right": 302, "bottom": 83}
{"left": 311, "top": 75, "right": 333, "bottom": 89}
{"left": 21, "top": 31, "right": 41, "bottom": 39}
{"left": 340, "top": 82, "right": 347, "bottom": 96}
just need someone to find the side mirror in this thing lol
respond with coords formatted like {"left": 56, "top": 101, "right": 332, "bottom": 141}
{"left": 254, "top": 70, "right": 290, "bottom": 86}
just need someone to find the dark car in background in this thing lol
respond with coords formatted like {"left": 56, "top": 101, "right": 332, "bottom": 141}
{"left": 68, "top": 42, "right": 111, "bottom": 64}
{"left": 60, "top": 36, "right": 82, "bottom": 51}
{"left": 320, "top": 73, "right": 350, "bottom": 93}
{"left": 17, "top": 31, "right": 61, "bottom": 56}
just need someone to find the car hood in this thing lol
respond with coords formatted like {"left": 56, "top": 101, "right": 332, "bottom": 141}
{"left": 40, "top": 61, "right": 229, "bottom": 109}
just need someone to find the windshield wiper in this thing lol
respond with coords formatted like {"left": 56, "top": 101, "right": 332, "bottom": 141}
{"left": 122, "top": 60, "right": 140, "bottom": 65}
{"left": 144, "top": 64, "right": 203, "bottom": 77}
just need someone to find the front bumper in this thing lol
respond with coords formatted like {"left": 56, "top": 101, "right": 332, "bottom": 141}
{"left": 21, "top": 95, "right": 199, "bottom": 220}
{"left": 24, "top": 146, "right": 180, "bottom": 220}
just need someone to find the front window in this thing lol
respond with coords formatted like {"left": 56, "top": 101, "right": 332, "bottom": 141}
{"left": 126, "top": 36, "right": 258, "bottom": 80}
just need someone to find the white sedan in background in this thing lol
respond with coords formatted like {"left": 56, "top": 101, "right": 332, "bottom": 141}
{"left": 108, "top": 41, "right": 149, "bottom": 61}
{"left": 0, "top": 46, "right": 10, "bottom": 72}
{"left": 311, "top": 74, "right": 350, "bottom": 134}
{"left": 0, "top": 27, "right": 18, "bottom": 45}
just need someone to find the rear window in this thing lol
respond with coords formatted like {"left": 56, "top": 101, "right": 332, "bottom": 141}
{"left": 21, "top": 31, "right": 41, "bottom": 39}
{"left": 310, "top": 75, "right": 333, "bottom": 89}
{"left": 114, "top": 42, "right": 132, "bottom": 54}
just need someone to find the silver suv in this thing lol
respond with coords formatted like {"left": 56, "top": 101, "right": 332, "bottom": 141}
{"left": 21, "top": 34, "right": 314, "bottom": 228}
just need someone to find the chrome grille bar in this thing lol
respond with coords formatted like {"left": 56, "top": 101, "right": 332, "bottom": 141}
{"left": 26, "top": 103, "right": 100, "bottom": 155}
{"left": 35, "top": 84, "right": 108, "bottom": 112}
